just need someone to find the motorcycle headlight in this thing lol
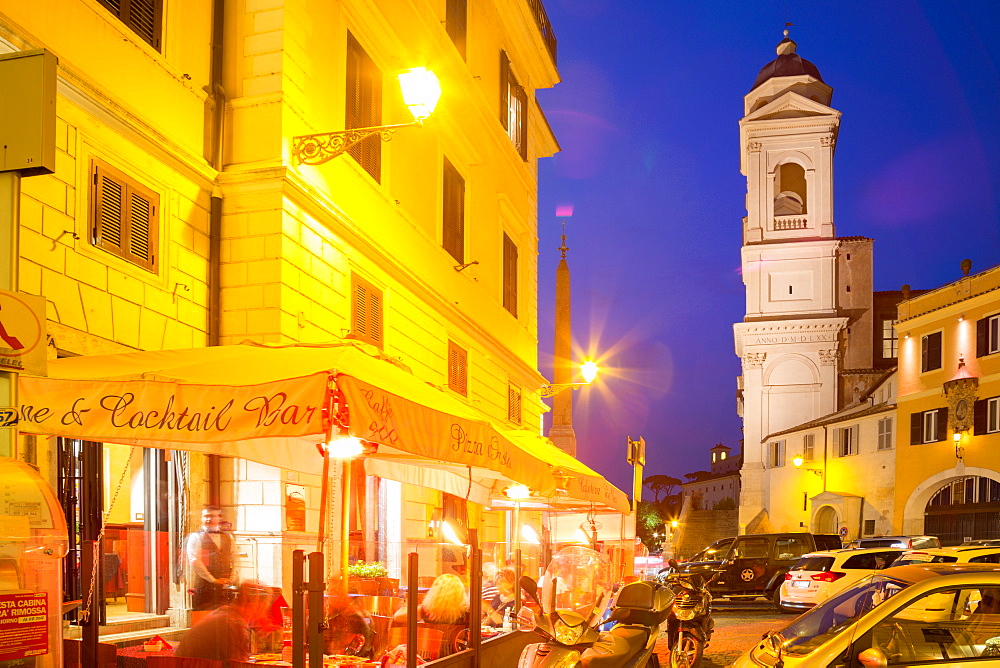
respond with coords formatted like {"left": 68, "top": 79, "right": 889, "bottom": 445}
{"left": 675, "top": 608, "right": 696, "bottom": 621}
{"left": 553, "top": 618, "right": 586, "bottom": 645}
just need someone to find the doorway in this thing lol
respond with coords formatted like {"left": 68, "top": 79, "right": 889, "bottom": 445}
{"left": 814, "top": 505, "right": 839, "bottom": 535}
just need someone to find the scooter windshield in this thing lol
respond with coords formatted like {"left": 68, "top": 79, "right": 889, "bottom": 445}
{"left": 539, "top": 546, "right": 614, "bottom": 624}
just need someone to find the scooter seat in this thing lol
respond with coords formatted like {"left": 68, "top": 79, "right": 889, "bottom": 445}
{"left": 581, "top": 625, "right": 651, "bottom": 667}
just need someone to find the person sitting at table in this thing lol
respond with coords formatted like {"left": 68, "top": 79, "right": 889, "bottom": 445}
{"left": 485, "top": 568, "right": 517, "bottom": 626}
{"left": 174, "top": 580, "right": 274, "bottom": 663}
{"left": 392, "top": 573, "right": 470, "bottom": 656}
{"left": 324, "top": 590, "right": 374, "bottom": 658}
{"left": 481, "top": 562, "right": 500, "bottom": 600}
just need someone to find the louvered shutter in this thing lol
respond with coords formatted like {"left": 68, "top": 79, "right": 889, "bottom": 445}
{"left": 97, "top": 0, "right": 162, "bottom": 51}
{"left": 513, "top": 82, "right": 528, "bottom": 160}
{"left": 978, "top": 317, "right": 990, "bottom": 357}
{"left": 831, "top": 428, "right": 842, "bottom": 457}
{"left": 923, "top": 332, "right": 942, "bottom": 371}
{"left": 974, "top": 399, "right": 987, "bottom": 434}
{"left": 351, "top": 275, "right": 383, "bottom": 348}
{"left": 346, "top": 34, "right": 363, "bottom": 163}
{"left": 91, "top": 160, "right": 158, "bottom": 272}
{"left": 502, "top": 233, "right": 518, "bottom": 317}
{"left": 446, "top": 0, "right": 467, "bottom": 59}
{"left": 910, "top": 412, "right": 923, "bottom": 445}
{"left": 345, "top": 33, "right": 381, "bottom": 182}
{"left": 935, "top": 408, "right": 948, "bottom": 442}
{"left": 94, "top": 163, "right": 125, "bottom": 254}
{"left": 442, "top": 158, "right": 464, "bottom": 264}
{"left": 499, "top": 51, "right": 510, "bottom": 130}
{"left": 850, "top": 425, "right": 860, "bottom": 455}
{"left": 448, "top": 342, "right": 468, "bottom": 396}
{"left": 508, "top": 383, "right": 521, "bottom": 424}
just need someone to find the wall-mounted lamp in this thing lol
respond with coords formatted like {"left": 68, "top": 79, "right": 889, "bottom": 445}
{"left": 954, "top": 432, "right": 964, "bottom": 460}
{"left": 905, "top": 331, "right": 911, "bottom": 339}
{"left": 292, "top": 67, "right": 441, "bottom": 165}
{"left": 792, "top": 454, "right": 823, "bottom": 477}
{"left": 958, "top": 313, "right": 965, "bottom": 322}
{"left": 540, "top": 359, "right": 600, "bottom": 398}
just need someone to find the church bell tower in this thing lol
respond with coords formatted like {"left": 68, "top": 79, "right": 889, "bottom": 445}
{"left": 734, "top": 32, "right": 848, "bottom": 531}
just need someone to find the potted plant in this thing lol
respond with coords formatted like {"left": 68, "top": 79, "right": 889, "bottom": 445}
{"left": 347, "top": 560, "right": 388, "bottom": 593}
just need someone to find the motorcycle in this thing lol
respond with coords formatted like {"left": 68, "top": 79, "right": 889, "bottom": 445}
{"left": 517, "top": 546, "right": 616, "bottom": 667}
{"left": 578, "top": 578, "right": 674, "bottom": 667}
{"left": 661, "top": 558, "right": 718, "bottom": 668}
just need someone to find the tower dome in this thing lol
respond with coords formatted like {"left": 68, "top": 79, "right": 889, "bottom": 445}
{"left": 750, "top": 32, "right": 824, "bottom": 91}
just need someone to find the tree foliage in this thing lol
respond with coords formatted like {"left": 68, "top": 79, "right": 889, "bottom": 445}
{"left": 643, "top": 474, "right": 682, "bottom": 502}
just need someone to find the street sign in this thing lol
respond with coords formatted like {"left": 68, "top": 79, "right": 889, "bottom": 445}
{"left": 839, "top": 526, "right": 849, "bottom": 538}
{"left": 0, "top": 290, "right": 46, "bottom": 376}
{"left": 627, "top": 436, "right": 646, "bottom": 466}
{"left": 0, "top": 408, "right": 17, "bottom": 428}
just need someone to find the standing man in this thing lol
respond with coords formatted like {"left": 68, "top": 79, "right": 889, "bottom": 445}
{"left": 186, "top": 505, "right": 234, "bottom": 610}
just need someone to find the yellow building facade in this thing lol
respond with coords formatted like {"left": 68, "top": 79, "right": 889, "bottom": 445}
{"left": 895, "top": 263, "right": 1000, "bottom": 543}
{"left": 2, "top": 0, "right": 568, "bottom": 631}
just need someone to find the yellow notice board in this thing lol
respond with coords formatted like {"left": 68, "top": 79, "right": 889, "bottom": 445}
{"left": 0, "top": 290, "right": 46, "bottom": 377}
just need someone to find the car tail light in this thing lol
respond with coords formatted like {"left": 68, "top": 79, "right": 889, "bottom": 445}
{"left": 811, "top": 571, "right": 846, "bottom": 582}
{"left": 784, "top": 573, "right": 793, "bottom": 581}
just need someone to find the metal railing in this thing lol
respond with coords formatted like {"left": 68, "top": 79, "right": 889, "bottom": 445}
{"left": 526, "top": 0, "right": 557, "bottom": 64}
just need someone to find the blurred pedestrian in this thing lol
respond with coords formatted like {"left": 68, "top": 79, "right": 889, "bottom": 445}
{"left": 324, "top": 591, "right": 374, "bottom": 657}
{"left": 186, "top": 505, "right": 234, "bottom": 610}
{"left": 175, "top": 580, "right": 274, "bottom": 662}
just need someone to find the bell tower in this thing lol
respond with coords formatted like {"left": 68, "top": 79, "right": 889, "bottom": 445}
{"left": 734, "top": 32, "right": 849, "bottom": 531}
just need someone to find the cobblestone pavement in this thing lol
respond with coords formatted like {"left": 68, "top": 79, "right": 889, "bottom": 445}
{"left": 654, "top": 598, "right": 793, "bottom": 667}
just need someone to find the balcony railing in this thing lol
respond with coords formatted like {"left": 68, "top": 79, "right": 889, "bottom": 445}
{"left": 526, "top": 0, "right": 557, "bottom": 65}
{"left": 773, "top": 216, "right": 808, "bottom": 230}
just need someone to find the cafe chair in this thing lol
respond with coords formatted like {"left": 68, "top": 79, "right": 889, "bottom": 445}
{"left": 63, "top": 638, "right": 117, "bottom": 668}
{"left": 146, "top": 657, "right": 223, "bottom": 668}
{"left": 386, "top": 625, "right": 445, "bottom": 661}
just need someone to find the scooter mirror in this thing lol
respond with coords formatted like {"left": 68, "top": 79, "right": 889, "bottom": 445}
{"left": 667, "top": 559, "right": 680, "bottom": 569}
{"left": 520, "top": 576, "right": 541, "bottom": 606}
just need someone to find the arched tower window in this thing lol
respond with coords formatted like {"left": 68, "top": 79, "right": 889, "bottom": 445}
{"left": 774, "top": 162, "right": 807, "bottom": 215}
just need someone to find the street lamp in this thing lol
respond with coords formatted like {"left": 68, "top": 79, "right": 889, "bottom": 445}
{"left": 792, "top": 454, "right": 822, "bottom": 477}
{"left": 292, "top": 67, "right": 441, "bottom": 165}
{"left": 541, "top": 359, "right": 599, "bottom": 398}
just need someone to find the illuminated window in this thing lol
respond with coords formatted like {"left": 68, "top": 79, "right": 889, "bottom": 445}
{"left": 90, "top": 159, "right": 159, "bottom": 273}
{"left": 499, "top": 51, "right": 527, "bottom": 160}
{"left": 97, "top": 0, "right": 162, "bottom": 50}
{"left": 910, "top": 408, "right": 946, "bottom": 444}
{"left": 346, "top": 33, "right": 382, "bottom": 182}
{"left": 977, "top": 314, "right": 1000, "bottom": 357}
{"left": 881, "top": 318, "right": 898, "bottom": 358}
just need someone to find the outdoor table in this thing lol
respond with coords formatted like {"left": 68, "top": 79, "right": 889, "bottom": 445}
{"left": 116, "top": 643, "right": 175, "bottom": 668}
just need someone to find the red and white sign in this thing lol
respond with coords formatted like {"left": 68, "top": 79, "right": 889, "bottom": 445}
{"left": 0, "top": 290, "right": 46, "bottom": 376}
{"left": 0, "top": 592, "right": 48, "bottom": 661}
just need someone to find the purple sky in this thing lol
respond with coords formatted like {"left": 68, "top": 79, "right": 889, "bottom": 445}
{"left": 535, "top": 1, "right": 1000, "bottom": 494}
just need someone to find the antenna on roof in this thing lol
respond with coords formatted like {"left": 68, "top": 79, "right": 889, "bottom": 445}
{"left": 784, "top": 22, "right": 794, "bottom": 38}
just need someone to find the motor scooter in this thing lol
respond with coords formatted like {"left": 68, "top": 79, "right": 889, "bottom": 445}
{"left": 662, "top": 559, "right": 718, "bottom": 668}
{"left": 578, "top": 578, "right": 674, "bottom": 667}
{"left": 517, "top": 546, "right": 616, "bottom": 667}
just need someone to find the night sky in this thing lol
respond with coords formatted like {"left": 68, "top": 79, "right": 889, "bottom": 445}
{"left": 535, "top": 1, "right": 1000, "bottom": 494}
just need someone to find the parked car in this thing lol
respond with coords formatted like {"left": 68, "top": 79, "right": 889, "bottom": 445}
{"left": 778, "top": 547, "right": 906, "bottom": 613}
{"left": 733, "top": 563, "right": 1000, "bottom": 668}
{"left": 845, "top": 535, "right": 941, "bottom": 549}
{"left": 893, "top": 545, "right": 1000, "bottom": 566}
{"left": 963, "top": 539, "right": 1000, "bottom": 547}
{"left": 676, "top": 533, "right": 842, "bottom": 609}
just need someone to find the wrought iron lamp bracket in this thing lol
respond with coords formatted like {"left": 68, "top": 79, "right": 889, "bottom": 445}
{"left": 292, "top": 121, "right": 420, "bottom": 165}
{"left": 540, "top": 382, "right": 589, "bottom": 399}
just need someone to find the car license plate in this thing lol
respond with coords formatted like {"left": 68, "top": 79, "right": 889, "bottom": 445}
{"left": 791, "top": 580, "right": 810, "bottom": 588}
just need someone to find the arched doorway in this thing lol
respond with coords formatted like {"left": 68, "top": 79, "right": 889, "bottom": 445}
{"left": 924, "top": 476, "right": 1000, "bottom": 545}
{"left": 815, "top": 506, "right": 839, "bottom": 535}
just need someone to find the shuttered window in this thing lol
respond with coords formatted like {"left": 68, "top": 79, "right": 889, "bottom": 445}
{"left": 977, "top": 314, "right": 1000, "bottom": 357}
{"left": 448, "top": 341, "right": 468, "bottom": 396}
{"left": 877, "top": 417, "right": 894, "bottom": 450}
{"left": 351, "top": 274, "right": 383, "bottom": 349}
{"left": 97, "top": 0, "right": 163, "bottom": 50}
{"left": 508, "top": 382, "right": 521, "bottom": 424}
{"left": 499, "top": 51, "right": 528, "bottom": 160}
{"left": 346, "top": 32, "right": 382, "bottom": 182}
{"left": 90, "top": 160, "right": 159, "bottom": 273}
{"left": 921, "top": 331, "right": 942, "bottom": 372}
{"left": 802, "top": 434, "right": 814, "bottom": 461}
{"left": 832, "top": 425, "right": 860, "bottom": 456}
{"left": 910, "top": 408, "right": 947, "bottom": 444}
{"left": 442, "top": 157, "right": 465, "bottom": 264}
{"left": 974, "top": 397, "right": 999, "bottom": 435}
{"left": 502, "top": 233, "right": 518, "bottom": 317}
{"left": 768, "top": 440, "right": 785, "bottom": 468}
{"left": 445, "top": 0, "right": 468, "bottom": 60}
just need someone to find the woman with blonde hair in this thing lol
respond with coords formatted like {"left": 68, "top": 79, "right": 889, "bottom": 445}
{"left": 391, "top": 573, "right": 470, "bottom": 657}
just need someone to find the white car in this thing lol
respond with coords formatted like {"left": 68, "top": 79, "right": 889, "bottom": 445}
{"left": 778, "top": 547, "right": 906, "bottom": 612}
{"left": 893, "top": 545, "right": 1000, "bottom": 566}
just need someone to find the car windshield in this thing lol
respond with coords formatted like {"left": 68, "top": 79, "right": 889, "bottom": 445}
{"left": 773, "top": 574, "right": 911, "bottom": 657}
{"left": 689, "top": 541, "right": 730, "bottom": 562}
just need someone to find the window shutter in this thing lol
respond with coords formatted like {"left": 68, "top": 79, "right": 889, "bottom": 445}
{"left": 91, "top": 160, "right": 158, "bottom": 272}
{"left": 97, "top": 0, "right": 162, "bottom": 51}
{"left": 499, "top": 51, "right": 510, "bottom": 130}
{"left": 978, "top": 317, "right": 989, "bottom": 357}
{"left": 910, "top": 412, "right": 923, "bottom": 445}
{"left": 508, "top": 383, "right": 521, "bottom": 424}
{"left": 502, "top": 233, "right": 518, "bottom": 317}
{"left": 513, "top": 83, "right": 528, "bottom": 160}
{"left": 974, "top": 399, "right": 987, "bottom": 434}
{"left": 448, "top": 341, "right": 468, "bottom": 396}
{"left": 346, "top": 33, "right": 381, "bottom": 182}
{"left": 851, "top": 425, "right": 860, "bottom": 454}
{"left": 442, "top": 158, "right": 464, "bottom": 264}
{"left": 831, "top": 428, "right": 841, "bottom": 457}
{"left": 921, "top": 335, "right": 929, "bottom": 371}
{"left": 446, "top": 0, "right": 467, "bottom": 59}
{"left": 935, "top": 407, "right": 948, "bottom": 442}
{"left": 94, "top": 163, "right": 125, "bottom": 254}
{"left": 128, "top": 188, "right": 156, "bottom": 269}
{"left": 351, "top": 274, "right": 383, "bottom": 348}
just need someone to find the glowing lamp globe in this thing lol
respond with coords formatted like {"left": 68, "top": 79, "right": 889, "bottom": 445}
{"left": 397, "top": 68, "right": 441, "bottom": 121}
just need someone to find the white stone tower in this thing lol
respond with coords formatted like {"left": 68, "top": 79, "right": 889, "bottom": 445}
{"left": 734, "top": 33, "right": 848, "bottom": 531}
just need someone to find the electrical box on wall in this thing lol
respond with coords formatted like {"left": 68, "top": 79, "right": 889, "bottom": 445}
{"left": 0, "top": 49, "right": 57, "bottom": 175}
